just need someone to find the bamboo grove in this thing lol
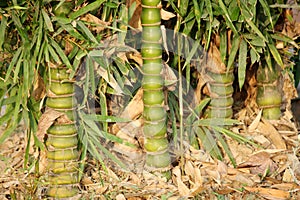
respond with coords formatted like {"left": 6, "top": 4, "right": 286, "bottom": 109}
{"left": 0, "top": 0, "right": 299, "bottom": 198}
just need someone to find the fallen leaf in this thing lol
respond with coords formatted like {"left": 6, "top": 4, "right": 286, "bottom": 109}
{"left": 248, "top": 110, "right": 262, "bottom": 132}
{"left": 244, "top": 187, "right": 290, "bottom": 200}
{"left": 238, "top": 152, "right": 278, "bottom": 175}
{"left": 116, "top": 194, "right": 126, "bottom": 200}
{"left": 257, "top": 120, "right": 286, "bottom": 149}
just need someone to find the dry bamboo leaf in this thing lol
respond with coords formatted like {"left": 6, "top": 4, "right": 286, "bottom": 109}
{"left": 234, "top": 173, "right": 256, "bottom": 187}
{"left": 177, "top": 178, "right": 190, "bottom": 196}
{"left": 257, "top": 120, "right": 286, "bottom": 149}
{"left": 238, "top": 152, "right": 278, "bottom": 175}
{"left": 36, "top": 108, "right": 64, "bottom": 141}
{"left": 244, "top": 187, "right": 290, "bottom": 200}
{"left": 80, "top": 14, "right": 110, "bottom": 33}
{"left": 31, "top": 70, "right": 46, "bottom": 101}
{"left": 271, "top": 183, "right": 300, "bottom": 191}
{"left": 252, "top": 135, "right": 271, "bottom": 147}
{"left": 217, "top": 161, "right": 228, "bottom": 176}
{"left": 128, "top": 0, "right": 142, "bottom": 29}
{"left": 120, "top": 89, "right": 143, "bottom": 120}
{"left": 98, "top": 66, "right": 124, "bottom": 95}
{"left": 161, "top": 9, "right": 176, "bottom": 20}
{"left": 248, "top": 110, "right": 262, "bottom": 132}
{"left": 184, "top": 160, "right": 195, "bottom": 179}
{"left": 163, "top": 62, "right": 177, "bottom": 91}
{"left": 127, "top": 52, "right": 143, "bottom": 66}
{"left": 116, "top": 194, "right": 126, "bottom": 200}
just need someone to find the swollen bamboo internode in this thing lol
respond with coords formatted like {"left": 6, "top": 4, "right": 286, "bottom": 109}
{"left": 141, "top": 0, "right": 171, "bottom": 175}
{"left": 45, "top": 65, "right": 79, "bottom": 198}
{"left": 256, "top": 63, "right": 282, "bottom": 119}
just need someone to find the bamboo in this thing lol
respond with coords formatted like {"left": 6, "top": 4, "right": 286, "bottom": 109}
{"left": 141, "top": 0, "right": 171, "bottom": 176}
{"left": 45, "top": 65, "right": 79, "bottom": 198}
{"left": 256, "top": 63, "right": 281, "bottom": 119}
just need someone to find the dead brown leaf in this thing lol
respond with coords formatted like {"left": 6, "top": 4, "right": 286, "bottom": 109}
{"left": 257, "top": 120, "right": 286, "bottom": 149}
{"left": 36, "top": 108, "right": 64, "bottom": 141}
{"left": 244, "top": 187, "right": 290, "bottom": 200}
{"left": 238, "top": 152, "right": 278, "bottom": 175}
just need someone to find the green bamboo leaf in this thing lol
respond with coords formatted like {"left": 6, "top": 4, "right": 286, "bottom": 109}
{"left": 77, "top": 20, "right": 99, "bottom": 44}
{"left": 213, "top": 126, "right": 258, "bottom": 147}
{"left": 0, "top": 123, "right": 18, "bottom": 144}
{"left": 220, "top": 29, "right": 227, "bottom": 63}
{"left": 258, "top": 0, "right": 273, "bottom": 28}
{"left": 192, "top": 0, "right": 201, "bottom": 30}
{"left": 214, "top": 130, "right": 236, "bottom": 167}
{"left": 227, "top": 35, "right": 240, "bottom": 70}
{"left": 180, "top": 0, "right": 189, "bottom": 17}
{"left": 250, "top": 37, "right": 266, "bottom": 47}
{"left": 194, "top": 118, "right": 240, "bottom": 127}
{"left": 218, "top": 0, "right": 238, "bottom": 35}
{"left": 49, "top": 37, "right": 72, "bottom": 69}
{"left": 33, "top": 16, "right": 44, "bottom": 61}
{"left": 250, "top": 48, "right": 258, "bottom": 64}
{"left": 195, "top": 127, "right": 223, "bottom": 160}
{"left": 58, "top": 23, "right": 85, "bottom": 40}
{"left": 245, "top": 19, "right": 267, "bottom": 42}
{"left": 5, "top": 47, "right": 22, "bottom": 82}
{"left": 13, "top": 50, "right": 24, "bottom": 83}
{"left": 267, "top": 42, "right": 284, "bottom": 67}
{"left": 238, "top": 39, "right": 247, "bottom": 89}
{"left": 41, "top": 9, "right": 54, "bottom": 32}
{"left": 47, "top": 43, "right": 61, "bottom": 63}
{"left": 69, "top": 0, "right": 106, "bottom": 20}
{"left": 271, "top": 33, "right": 299, "bottom": 49}
{"left": 0, "top": 15, "right": 7, "bottom": 50}
{"left": 183, "top": 41, "right": 200, "bottom": 70}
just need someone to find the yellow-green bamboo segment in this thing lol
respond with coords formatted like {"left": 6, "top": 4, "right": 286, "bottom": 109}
{"left": 205, "top": 69, "right": 234, "bottom": 119}
{"left": 141, "top": 0, "right": 171, "bottom": 175}
{"left": 256, "top": 63, "right": 282, "bottom": 119}
{"left": 46, "top": 65, "right": 79, "bottom": 198}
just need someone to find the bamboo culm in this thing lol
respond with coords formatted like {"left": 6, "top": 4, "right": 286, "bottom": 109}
{"left": 45, "top": 66, "right": 79, "bottom": 198}
{"left": 141, "top": 0, "right": 171, "bottom": 175}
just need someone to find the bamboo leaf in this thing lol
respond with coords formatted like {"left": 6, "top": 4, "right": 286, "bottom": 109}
{"left": 49, "top": 37, "right": 72, "bottom": 69}
{"left": 218, "top": 0, "right": 238, "bottom": 35}
{"left": 227, "top": 35, "right": 240, "bottom": 70}
{"left": 69, "top": 0, "right": 106, "bottom": 20}
{"left": 245, "top": 19, "right": 267, "bottom": 42}
{"left": 41, "top": 9, "right": 54, "bottom": 32}
{"left": 0, "top": 15, "right": 7, "bottom": 50}
{"left": 5, "top": 48, "right": 22, "bottom": 82}
{"left": 258, "top": 0, "right": 273, "bottom": 28}
{"left": 271, "top": 33, "right": 299, "bottom": 49}
{"left": 194, "top": 118, "right": 240, "bottom": 127}
{"left": 77, "top": 20, "right": 99, "bottom": 44}
{"left": 267, "top": 42, "right": 284, "bottom": 67}
{"left": 220, "top": 29, "right": 227, "bottom": 63}
{"left": 214, "top": 130, "right": 236, "bottom": 167}
{"left": 195, "top": 127, "right": 223, "bottom": 160}
{"left": 238, "top": 39, "right": 247, "bottom": 89}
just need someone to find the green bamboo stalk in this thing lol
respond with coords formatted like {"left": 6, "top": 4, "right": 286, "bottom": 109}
{"left": 256, "top": 62, "right": 282, "bottom": 119}
{"left": 204, "top": 67, "right": 234, "bottom": 119}
{"left": 141, "top": 0, "right": 171, "bottom": 176}
{"left": 45, "top": 65, "right": 79, "bottom": 198}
